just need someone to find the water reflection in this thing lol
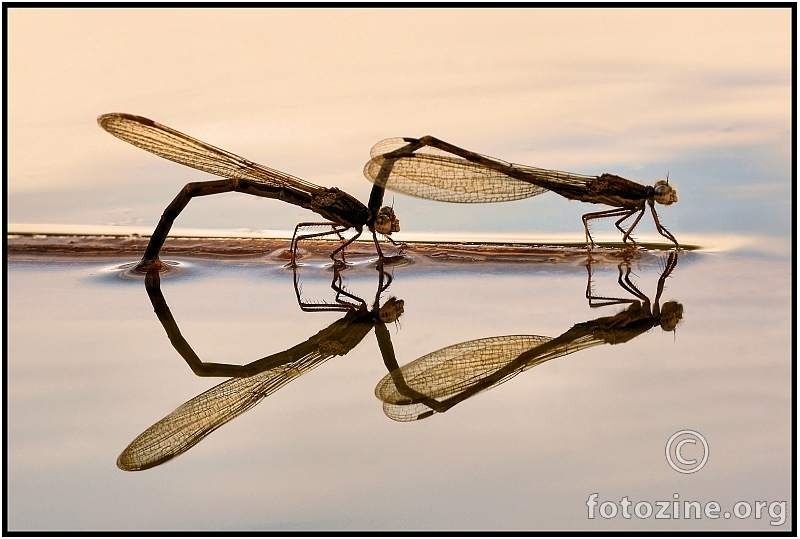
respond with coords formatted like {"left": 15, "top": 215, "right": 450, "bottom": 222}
{"left": 121, "top": 250, "right": 680, "bottom": 471}
{"left": 119, "top": 266, "right": 403, "bottom": 471}
{"left": 375, "top": 250, "right": 682, "bottom": 422}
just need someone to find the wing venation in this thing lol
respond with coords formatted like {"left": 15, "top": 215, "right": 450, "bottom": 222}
{"left": 117, "top": 350, "right": 331, "bottom": 471}
{"left": 376, "top": 332, "right": 607, "bottom": 422}
{"left": 364, "top": 154, "right": 547, "bottom": 203}
{"left": 98, "top": 113, "right": 322, "bottom": 192}
{"left": 375, "top": 335, "right": 551, "bottom": 404}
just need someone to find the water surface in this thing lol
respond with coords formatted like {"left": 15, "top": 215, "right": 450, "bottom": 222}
{"left": 7, "top": 248, "right": 792, "bottom": 531}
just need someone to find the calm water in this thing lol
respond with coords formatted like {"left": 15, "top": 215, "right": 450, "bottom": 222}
{"left": 7, "top": 248, "right": 792, "bottom": 531}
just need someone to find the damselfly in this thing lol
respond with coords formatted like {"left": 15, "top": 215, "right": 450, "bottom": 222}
{"left": 376, "top": 250, "right": 682, "bottom": 421}
{"left": 364, "top": 136, "right": 679, "bottom": 248}
{"left": 118, "top": 265, "right": 403, "bottom": 470}
{"left": 98, "top": 113, "right": 401, "bottom": 271}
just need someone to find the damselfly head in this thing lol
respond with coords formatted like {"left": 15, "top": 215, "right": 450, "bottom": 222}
{"left": 379, "top": 297, "right": 405, "bottom": 323}
{"left": 374, "top": 206, "right": 400, "bottom": 235}
{"left": 654, "top": 180, "right": 678, "bottom": 206}
{"left": 659, "top": 301, "right": 684, "bottom": 331}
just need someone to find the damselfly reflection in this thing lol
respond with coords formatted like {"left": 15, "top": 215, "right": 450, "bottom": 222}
{"left": 375, "top": 250, "right": 682, "bottom": 422}
{"left": 119, "top": 267, "right": 403, "bottom": 471}
{"left": 365, "top": 136, "right": 679, "bottom": 249}
{"left": 98, "top": 114, "right": 401, "bottom": 272}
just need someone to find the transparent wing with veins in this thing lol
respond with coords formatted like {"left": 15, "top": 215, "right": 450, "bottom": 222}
{"left": 364, "top": 137, "right": 593, "bottom": 204}
{"left": 98, "top": 113, "right": 325, "bottom": 194}
{"left": 117, "top": 349, "right": 333, "bottom": 471}
{"left": 376, "top": 332, "right": 605, "bottom": 422}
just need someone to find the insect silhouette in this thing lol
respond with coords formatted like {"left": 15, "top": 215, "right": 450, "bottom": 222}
{"left": 118, "top": 265, "right": 403, "bottom": 471}
{"left": 97, "top": 113, "right": 401, "bottom": 271}
{"left": 376, "top": 250, "right": 682, "bottom": 422}
{"left": 364, "top": 136, "right": 679, "bottom": 249}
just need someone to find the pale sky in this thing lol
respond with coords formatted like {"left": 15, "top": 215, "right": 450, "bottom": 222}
{"left": 6, "top": 8, "right": 793, "bottom": 238}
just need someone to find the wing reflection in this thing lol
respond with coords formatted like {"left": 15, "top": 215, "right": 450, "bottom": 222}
{"left": 119, "top": 267, "right": 402, "bottom": 471}
{"left": 375, "top": 250, "right": 682, "bottom": 422}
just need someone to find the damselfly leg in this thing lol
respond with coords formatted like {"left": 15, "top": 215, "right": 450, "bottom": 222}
{"left": 616, "top": 263, "right": 650, "bottom": 303}
{"left": 585, "top": 249, "right": 678, "bottom": 308}
{"left": 585, "top": 253, "right": 643, "bottom": 308}
{"left": 618, "top": 208, "right": 646, "bottom": 245}
{"left": 649, "top": 200, "right": 679, "bottom": 246}
{"left": 581, "top": 207, "right": 637, "bottom": 249}
{"left": 290, "top": 222, "right": 362, "bottom": 267}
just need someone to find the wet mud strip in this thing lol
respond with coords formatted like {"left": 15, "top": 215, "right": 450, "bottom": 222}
{"left": 6, "top": 234, "right": 688, "bottom": 269}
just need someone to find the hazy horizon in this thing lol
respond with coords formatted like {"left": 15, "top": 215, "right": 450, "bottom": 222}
{"left": 7, "top": 8, "right": 792, "bottom": 243}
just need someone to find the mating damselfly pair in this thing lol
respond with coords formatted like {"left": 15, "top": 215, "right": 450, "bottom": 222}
{"left": 98, "top": 113, "right": 679, "bottom": 270}
{"left": 118, "top": 249, "right": 680, "bottom": 470}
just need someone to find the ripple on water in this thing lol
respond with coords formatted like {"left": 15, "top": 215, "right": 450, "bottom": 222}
{"left": 91, "top": 260, "right": 191, "bottom": 284}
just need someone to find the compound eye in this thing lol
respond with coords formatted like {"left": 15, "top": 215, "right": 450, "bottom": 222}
{"left": 374, "top": 207, "right": 400, "bottom": 235}
{"left": 654, "top": 184, "right": 677, "bottom": 205}
{"left": 374, "top": 216, "right": 391, "bottom": 235}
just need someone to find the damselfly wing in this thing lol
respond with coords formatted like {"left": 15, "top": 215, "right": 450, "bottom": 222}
{"left": 99, "top": 114, "right": 323, "bottom": 192}
{"left": 376, "top": 333, "right": 604, "bottom": 422}
{"left": 117, "top": 348, "right": 333, "bottom": 471}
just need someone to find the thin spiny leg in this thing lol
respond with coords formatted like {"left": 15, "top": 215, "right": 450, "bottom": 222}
{"left": 584, "top": 256, "right": 639, "bottom": 308}
{"left": 653, "top": 250, "right": 679, "bottom": 305}
{"left": 368, "top": 265, "right": 394, "bottom": 312}
{"left": 291, "top": 263, "right": 352, "bottom": 312}
{"left": 613, "top": 209, "right": 637, "bottom": 236}
{"left": 648, "top": 201, "right": 679, "bottom": 249}
{"left": 290, "top": 223, "right": 351, "bottom": 266}
{"left": 377, "top": 267, "right": 393, "bottom": 296}
{"left": 383, "top": 234, "right": 407, "bottom": 257}
{"left": 582, "top": 208, "right": 631, "bottom": 248}
{"left": 615, "top": 207, "right": 644, "bottom": 246}
{"left": 585, "top": 259, "right": 599, "bottom": 306}
{"left": 621, "top": 208, "right": 646, "bottom": 245}
{"left": 137, "top": 179, "right": 240, "bottom": 271}
{"left": 291, "top": 222, "right": 341, "bottom": 252}
{"left": 329, "top": 267, "right": 367, "bottom": 307}
{"left": 372, "top": 231, "right": 385, "bottom": 263}
{"left": 618, "top": 261, "right": 649, "bottom": 302}
{"left": 329, "top": 228, "right": 363, "bottom": 267}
